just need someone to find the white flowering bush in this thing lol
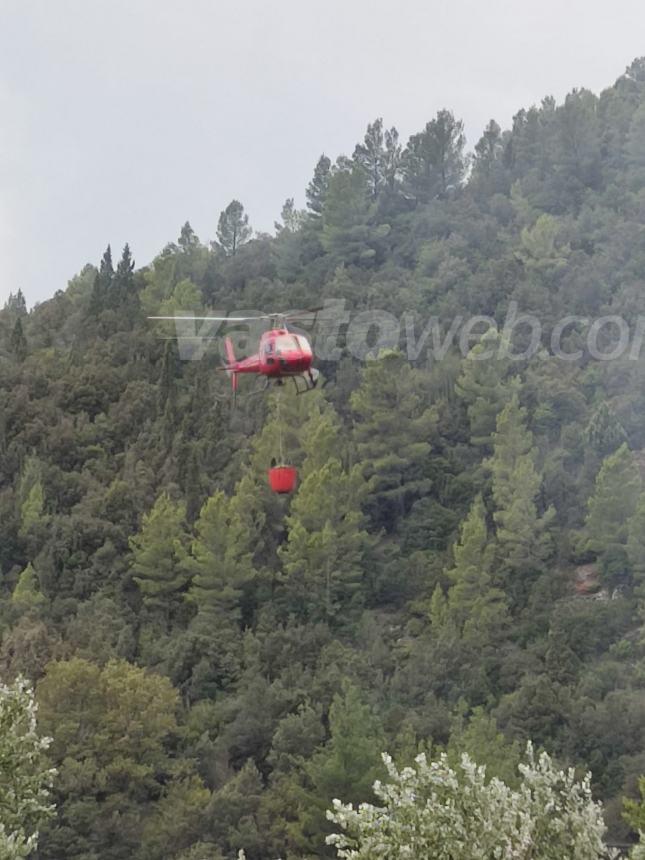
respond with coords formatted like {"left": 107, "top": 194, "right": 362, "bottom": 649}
{"left": 326, "top": 743, "right": 616, "bottom": 859}
{"left": 0, "top": 677, "right": 56, "bottom": 858}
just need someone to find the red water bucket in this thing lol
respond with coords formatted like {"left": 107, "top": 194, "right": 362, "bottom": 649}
{"left": 268, "top": 465, "right": 298, "bottom": 494}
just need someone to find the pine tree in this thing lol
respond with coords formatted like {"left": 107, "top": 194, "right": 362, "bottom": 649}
{"left": 487, "top": 395, "right": 554, "bottom": 583}
{"left": 279, "top": 460, "right": 371, "bottom": 624}
{"left": 12, "top": 563, "right": 46, "bottom": 612}
{"left": 473, "top": 119, "right": 503, "bottom": 174}
{"left": 627, "top": 491, "right": 645, "bottom": 594}
{"left": 159, "top": 340, "right": 180, "bottom": 447}
{"left": 178, "top": 221, "right": 200, "bottom": 251}
{"left": 18, "top": 459, "right": 45, "bottom": 538}
{"left": 228, "top": 471, "right": 268, "bottom": 563}
{"left": 402, "top": 109, "right": 466, "bottom": 202}
{"left": 519, "top": 214, "right": 570, "bottom": 274}
{"left": 10, "top": 318, "right": 28, "bottom": 362}
{"left": 88, "top": 245, "right": 114, "bottom": 316}
{"left": 243, "top": 388, "right": 330, "bottom": 563}
{"left": 129, "top": 493, "right": 189, "bottom": 620}
{"left": 305, "top": 154, "right": 332, "bottom": 215}
{"left": 186, "top": 490, "right": 254, "bottom": 620}
{"left": 298, "top": 402, "right": 344, "bottom": 480}
{"left": 627, "top": 102, "right": 645, "bottom": 179}
{"left": 382, "top": 125, "right": 403, "bottom": 197}
{"left": 584, "top": 401, "right": 627, "bottom": 456}
{"left": 553, "top": 89, "right": 602, "bottom": 195}
{"left": 446, "top": 708, "right": 521, "bottom": 787}
{"left": 352, "top": 118, "right": 403, "bottom": 207}
{"left": 320, "top": 165, "right": 385, "bottom": 265}
{"left": 110, "top": 243, "right": 135, "bottom": 309}
{"left": 183, "top": 446, "right": 203, "bottom": 524}
{"left": 353, "top": 118, "right": 389, "bottom": 199}
{"left": 182, "top": 490, "right": 255, "bottom": 694}
{"left": 4, "top": 289, "right": 27, "bottom": 315}
{"left": 0, "top": 396, "right": 6, "bottom": 455}
{"left": 296, "top": 682, "right": 385, "bottom": 858}
{"left": 456, "top": 331, "right": 520, "bottom": 449}
{"left": 351, "top": 351, "right": 436, "bottom": 530}
{"left": 429, "top": 583, "right": 448, "bottom": 629}
{"left": 585, "top": 442, "right": 641, "bottom": 555}
{"left": 207, "top": 760, "right": 263, "bottom": 857}
{"left": 217, "top": 200, "right": 252, "bottom": 256}
{"left": 275, "top": 198, "right": 304, "bottom": 233}
{"left": 445, "top": 495, "right": 508, "bottom": 640}
{"left": 472, "top": 119, "right": 505, "bottom": 195}
{"left": 624, "top": 777, "right": 645, "bottom": 836}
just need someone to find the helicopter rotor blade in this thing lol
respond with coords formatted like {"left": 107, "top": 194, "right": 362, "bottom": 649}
{"left": 148, "top": 315, "right": 271, "bottom": 322}
{"left": 148, "top": 308, "right": 324, "bottom": 325}
{"left": 283, "top": 306, "right": 324, "bottom": 319}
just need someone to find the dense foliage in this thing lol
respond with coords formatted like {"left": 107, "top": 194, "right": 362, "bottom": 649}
{"left": 2, "top": 58, "right": 645, "bottom": 858}
{"left": 0, "top": 679, "right": 54, "bottom": 858}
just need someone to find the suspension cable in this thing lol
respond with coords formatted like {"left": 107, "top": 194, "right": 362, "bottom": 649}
{"left": 276, "top": 388, "right": 284, "bottom": 464}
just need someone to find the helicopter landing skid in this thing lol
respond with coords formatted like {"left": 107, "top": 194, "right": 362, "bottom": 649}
{"left": 215, "top": 370, "right": 319, "bottom": 403}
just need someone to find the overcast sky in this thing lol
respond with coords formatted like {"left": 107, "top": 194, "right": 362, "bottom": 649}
{"left": 1, "top": 0, "right": 644, "bottom": 307}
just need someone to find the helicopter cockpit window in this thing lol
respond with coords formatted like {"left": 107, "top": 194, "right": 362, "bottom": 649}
{"left": 295, "top": 336, "right": 312, "bottom": 356}
{"left": 275, "top": 335, "right": 299, "bottom": 353}
{"left": 264, "top": 341, "right": 274, "bottom": 354}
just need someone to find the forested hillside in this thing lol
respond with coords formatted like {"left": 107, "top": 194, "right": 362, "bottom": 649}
{"left": 2, "top": 58, "right": 645, "bottom": 859}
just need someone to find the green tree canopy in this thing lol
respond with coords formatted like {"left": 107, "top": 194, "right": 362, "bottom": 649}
{"left": 296, "top": 683, "right": 385, "bottom": 858}
{"left": 487, "top": 395, "right": 554, "bottom": 584}
{"left": 402, "top": 108, "right": 466, "bottom": 201}
{"left": 129, "top": 493, "right": 189, "bottom": 621}
{"left": 37, "top": 658, "right": 205, "bottom": 859}
{"left": 443, "top": 495, "right": 508, "bottom": 641}
{"left": 217, "top": 200, "right": 252, "bottom": 256}
{"left": 585, "top": 443, "right": 641, "bottom": 555}
{"left": 351, "top": 351, "right": 436, "bottom": 530}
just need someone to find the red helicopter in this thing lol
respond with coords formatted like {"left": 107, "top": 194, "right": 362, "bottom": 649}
{"left": 149, "top": 309, "right": 321, "bottom": 400}
{"left": 150, "top": 309, "right": 321, "bottom": 494}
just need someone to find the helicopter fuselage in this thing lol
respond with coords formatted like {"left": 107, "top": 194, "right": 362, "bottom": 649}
{"left": 230, "top": 328, "right": 314, "bottom": 379}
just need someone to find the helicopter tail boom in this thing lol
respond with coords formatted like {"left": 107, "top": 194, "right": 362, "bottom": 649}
{"left": 224, "top": 337, "right": 239, "bottom": 393}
